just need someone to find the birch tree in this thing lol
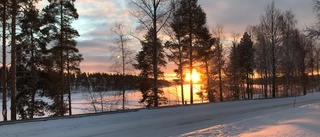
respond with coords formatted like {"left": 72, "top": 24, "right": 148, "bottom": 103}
{"left": 110, "top": 23, "right": 134, "bottom": 110}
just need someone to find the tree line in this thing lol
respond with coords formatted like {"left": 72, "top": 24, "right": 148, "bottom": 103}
{"left": 130, "top": 0, "right": 320, "bottom": 106}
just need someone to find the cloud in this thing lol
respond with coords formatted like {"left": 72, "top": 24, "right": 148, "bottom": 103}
{"left": 72, "top": 0, "right": 317, "bottom": 75}
{"left": 199, "top": 0, "right": 315, "bottom": 36}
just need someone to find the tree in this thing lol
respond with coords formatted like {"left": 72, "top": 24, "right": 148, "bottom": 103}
{"left": 110, "top": 23, "right": 134, "bottom": 110}
{"left": 42, "top": 0, "right": 82, "bottom": 116}
{"left": 134, "top": 28, "right": 167, "bottom": 107}
{"left": 172, "top": 0, "right": 208, "bottom": 104}
{"left": 1, "top": 0, "right": 8, "bottom": 121}
{"left": 10, "top": 0, "right": 18, "bottom": 121}
{"left": 238, "top": 32, "right": 255, "bottom": 99}
{"left": 226, "top": 33, "right": 241, "bottom": 100}
{"left": 16, "top": 0, "right": 48, "bottom": 119}
{"left": 259, "top": 1, "right": 283, "bottom": 98}
{"left": 212, "top": 24, "right": 225, "bottom": 102}
{"left": 195, "top": 28, "right": 214, "bottom": 102}
{"left": 279, "top": 10, "right": 297, "bottom": 97}
{"left": 164, "top": 0, "right": 186, "bottom": 105}
{"left": 130, "top": 0, "right": 172, "bottom": 107}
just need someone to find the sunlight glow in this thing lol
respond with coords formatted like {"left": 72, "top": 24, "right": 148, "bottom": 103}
{"left": 185, "top": 69, "right": 201, "bottom": 83}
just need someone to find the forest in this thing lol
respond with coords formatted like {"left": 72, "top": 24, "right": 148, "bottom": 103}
{"left": 1, "top": 0, "right": 320, "bottom": 121}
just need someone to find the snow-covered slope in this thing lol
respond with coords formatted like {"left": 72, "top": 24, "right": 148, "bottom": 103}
{"left": 0, "top": 92, "right": 319, "bottom": 137}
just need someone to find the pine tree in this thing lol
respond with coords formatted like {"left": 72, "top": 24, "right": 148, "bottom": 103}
{"left": 134, "top": 28, "right": 167, "bottom": 107}
{"left": 172, "top": 0, "right": 208, "bottom": 104}
{"left": 42, "top": 0, "right": 82, "bottom": 116}
{"left": 16, "top": 0, "right": 48, "bottom": 119}
{"left": 238, "top": 32, "right": 255, "bottom": 99}
{"left": 226, "top": 39, "right": 241, "bottom": 100}
{"left": 195, "top": 28, "right": 215, "bottom": 102}
{"left": 165, "top": 0, "right": 187, "bottom": 105}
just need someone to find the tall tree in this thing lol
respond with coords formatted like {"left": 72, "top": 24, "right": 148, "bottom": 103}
{"left": 226, "top": 33, "right": 241, "bottom": 100}
{"left": 254, "top": 24, "right": 270, "bottom": 98}
{"left": 279, "top": 10, "right": 297, "bottom": 97}
{"left": 134, "top": 28, "right": 167, "bottom": 107}
{"left": 195, "top": 28, "right": 214, "bottom": 102}
{"left": 164, "top": 0, "right": 186, "bottom": 105}
{"left": 212, "top": 24, "right": 225, "bottom": 102}
{"left": 11, "top": 0, "right": 18, "bottom": 121}
{"left": 130, "top": 0, "right": 172, "bottom": 107}
{"left": 172, "top": 0, "right": 208, "bottom": 104}
{"left": 110, "top": 23, "right": 134, "bottom": 110}
{"left": 238, "top": 32, "right": 255, "bottom": 99}
{"left": 16, "top": 0, "right": 48, "bottom": 119}
{"left": 1, "top": 0, "right": 8, "bottom": 121}
{"left": 43, "top": 0, "right": 82, "bottom": 116}
{"left": 259, "top": 1, "right": 283, "bottom": 98}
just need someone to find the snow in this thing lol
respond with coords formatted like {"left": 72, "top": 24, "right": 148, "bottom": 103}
{"left": 0, "top": 92, "right": 319, "bottom": 137}
{"left": 180, "top": 104, "right": 320, "bottom": 137}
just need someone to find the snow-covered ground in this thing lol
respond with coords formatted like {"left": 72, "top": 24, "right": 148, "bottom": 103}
{"left": 180, "top": 104, "right": 320, "bottom": 137}
{"left": 0, "top": 92, "right": 319, "bottom": 137}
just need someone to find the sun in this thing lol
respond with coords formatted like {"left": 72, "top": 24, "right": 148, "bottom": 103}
{"left": 185, "top": 69, "right": 201, "bottom": 83}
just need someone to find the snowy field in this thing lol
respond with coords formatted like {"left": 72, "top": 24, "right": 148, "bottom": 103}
{"left": 0, "top": 92, "right": 319, "bottom": 137}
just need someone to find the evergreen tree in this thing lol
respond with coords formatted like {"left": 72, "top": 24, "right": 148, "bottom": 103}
{"left": 226, "top": 39, "right": 241, "bottom": 100}
{"left": 16, "top": 0, "right": 48, "bottom": 119}
{"left": 134, "top": 28, "right": 167, "bottom": 107}
{"left": 195, "top": 28, "right": 215, "bottom": 102}
{"left": 172, "top": 0, "right": 208, "bottom": 104}
{"left": 238, "top": 32, "right": 255, "bottom": 99}
{"left": 42, "top": 0, "right": 82, "bottom": 116}
{"left": 165, "top": 0, "right": 187, "bottom": 104}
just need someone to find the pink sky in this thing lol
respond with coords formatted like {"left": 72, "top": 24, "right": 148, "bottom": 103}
{"left": 36, "top": 0, "right": 317, "bottom": 77}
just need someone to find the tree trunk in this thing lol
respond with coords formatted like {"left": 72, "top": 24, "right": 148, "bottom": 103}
{"left": 152, "top": 0, "right": 159, "bottom": 107}
{"left": 121, "top": 35, "right": 126, "bottom": 110}
{"left": 2, "top": 0, "right": 7, "bottom": 121}
{"left": 246, "top": 73, "right": 250, "bottom": 99}
{"left": 179, "top": 42, "right": 184, "bottom": 105}
{"left": 67, "top": 49, "right": 72, "bottom": 115}
{"left": 11, "top": 0, "right": 17, "bottom": 121}
{"left": 30, "top": 27, "right": 36, "bottom": 119}
{"left": 218, "top": 44, "right": 223, "bottom": 102}
{"left": 188, "top": 0, "right": 193, "bottom": 104}
{"left": 60, "top": 0, "right": 64, "bottom": 116}
{"left": 205, "top": 55, "right": 212, "bottom": 102}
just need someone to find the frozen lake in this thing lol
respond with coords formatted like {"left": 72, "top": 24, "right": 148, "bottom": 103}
{"left": 0, "top": 84, "right": 204, "bottom": 121}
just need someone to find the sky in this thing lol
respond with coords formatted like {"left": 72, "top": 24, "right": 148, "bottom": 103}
{"left": 39, "top": 0, "right": 317, "bottom": 76}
